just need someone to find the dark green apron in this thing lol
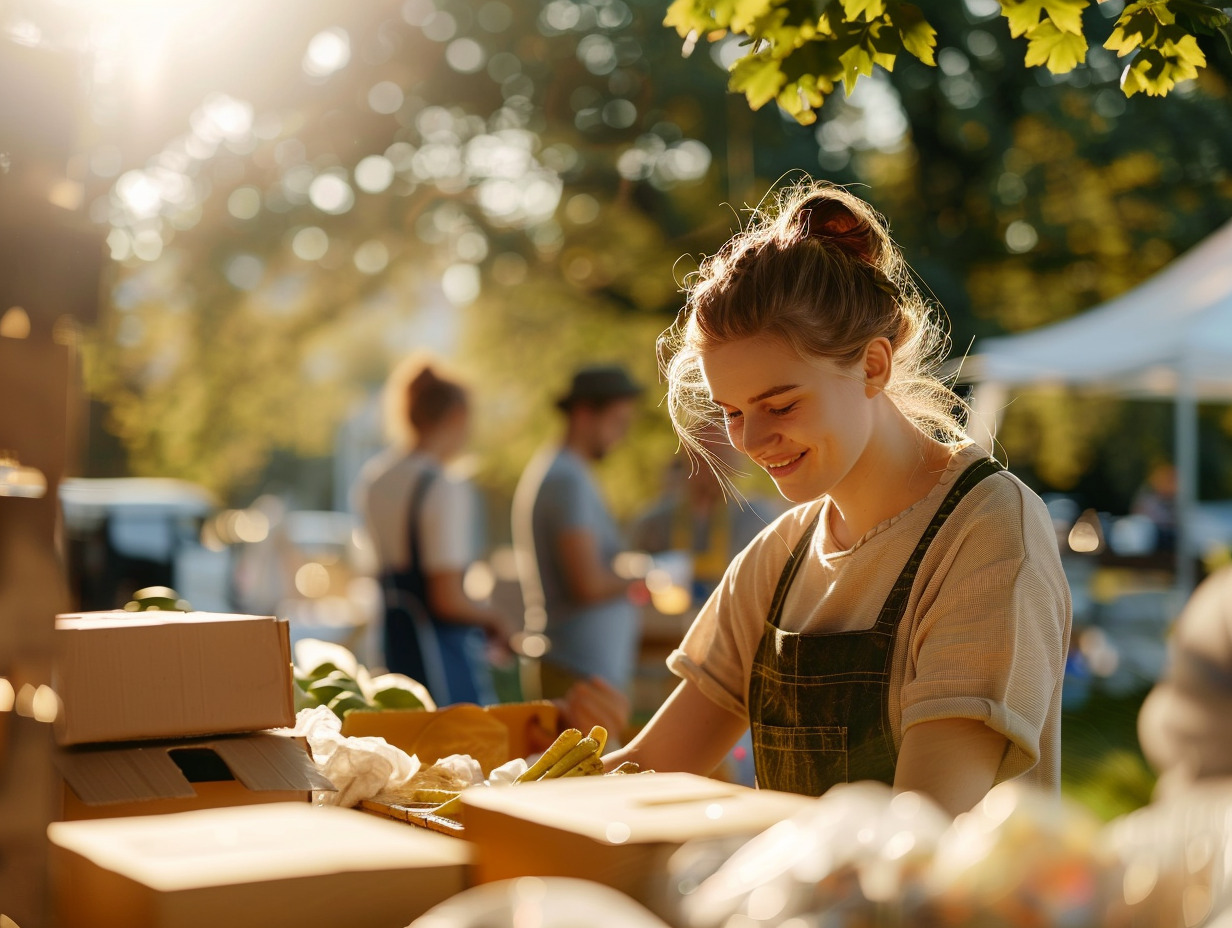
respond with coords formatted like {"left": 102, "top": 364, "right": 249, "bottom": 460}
{"left": 749, "top": 457, "right": 1005, "bottom": 796}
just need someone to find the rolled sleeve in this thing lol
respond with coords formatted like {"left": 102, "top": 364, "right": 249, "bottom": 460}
{"left": 900, "top": 487, "right": 1070, "bottom": 783}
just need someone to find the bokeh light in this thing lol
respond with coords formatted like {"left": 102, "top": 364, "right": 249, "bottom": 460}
{"left": 353, "top": 240, "right": 390, "bottom": 274}
{"left": 368, "top": 81, "right": 404, "bottom": 115}
{"left": 354, "top": 155, "right": 395, "bottom": 193}
{"left": 227, "top": 186, "right": 262, "bottom": 220}
{"left": 225, "top": 254, "right": 264, "bottom": 290}
{"left": 303, "top": 27, "right": 350, "bottom": 78}
{"left": 446, "top": 37, "right": 485, "bottom": 73}
{"left": 291, "top": 226, "right": 330, "bottom": 261}
{"left": 441, "top": 263, "right": 480, "bottom": 305}
{"left": 308, "top": 172, "right": 355, "bottom": 214}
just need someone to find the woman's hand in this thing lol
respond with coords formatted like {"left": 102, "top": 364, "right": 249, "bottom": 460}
{"left": 603, "top": 678, "right": 747, "bottom": 775}
{"left": 555, "top": 675, "right": 632, "bottom": 746}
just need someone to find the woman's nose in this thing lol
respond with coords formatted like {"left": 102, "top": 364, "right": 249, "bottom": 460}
{"left": 739, "top": 414, "right": 776, "bottom": 457}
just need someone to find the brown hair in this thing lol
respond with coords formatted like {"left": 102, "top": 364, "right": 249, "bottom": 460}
{"left": 383, "top": 355, "right": 467, "bottom": 446}
{"left": 660, "top": 181, "right": 967, "bottom": 470}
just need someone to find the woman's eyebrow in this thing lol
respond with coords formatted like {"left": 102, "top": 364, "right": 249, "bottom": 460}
{"left": 749, "top": 384, "right": 799, "bottom": 403}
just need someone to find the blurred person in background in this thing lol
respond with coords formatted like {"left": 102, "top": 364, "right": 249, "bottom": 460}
{"left": 632, "top": 421, "right": 783, "bottom": 604}
{"left": 1138, "top": 564, "right": 1232, "bottom": 796}
{"left": 1131, "top": 460, "right": 1178, "bottom": 553}
{"left": 353, "top": 356, "right": 514, "bottom": 706}
{"left": 512, "top": 364, "right": 643, "bottom": 704}
{"left": 604, "top": 182, "right": 1071, "bottom": 817}
{"left": 630, "top": 422, "right": 783, "bottom": 785}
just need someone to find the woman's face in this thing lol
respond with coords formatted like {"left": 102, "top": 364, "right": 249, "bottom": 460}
{"left": 698, "top": 335, "right": 872, "bottom": 503}
{"left": 439, "top": 402, "right": 471, "bottom": 459}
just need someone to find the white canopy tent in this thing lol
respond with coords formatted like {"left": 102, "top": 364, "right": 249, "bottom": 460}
{"left": 962, "top": 217, "right": 1232, "bottom": 594}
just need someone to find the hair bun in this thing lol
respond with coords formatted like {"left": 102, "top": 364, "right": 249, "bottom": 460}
{"left": 799, "top": 196, "right": 880, "bottom": 265}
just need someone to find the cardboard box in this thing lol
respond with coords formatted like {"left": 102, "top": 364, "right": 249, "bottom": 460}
{"left": 341, "top": 701, "right": 559, "bottom": 773}
{"left": 461, "top": 771, "right": 816, "bottom": 913}
{"left": 48, "top": 802, "right": 472, "bottom": 928}
{"left": 55, "top": 731, "right": 336, "bottom": 820}
{"left": 54, "top": 611, "right": 295, "bottom": 745}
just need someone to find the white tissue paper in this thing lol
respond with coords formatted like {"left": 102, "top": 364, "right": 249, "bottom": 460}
{"left": 287, "top": 705, "right": 421, "bottom": 808}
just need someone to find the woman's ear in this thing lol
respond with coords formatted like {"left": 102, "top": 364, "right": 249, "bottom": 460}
{"left": 862, "top": 337, "right": 893, "bottom": 398}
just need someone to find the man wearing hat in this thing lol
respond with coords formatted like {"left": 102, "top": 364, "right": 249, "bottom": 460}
{"left": 512, "top": 364, "right": 643, "bottom": 707}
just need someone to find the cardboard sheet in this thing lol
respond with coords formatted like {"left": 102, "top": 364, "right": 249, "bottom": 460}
{"left": 55, "top": 732, "right": 335, "bottom": 820}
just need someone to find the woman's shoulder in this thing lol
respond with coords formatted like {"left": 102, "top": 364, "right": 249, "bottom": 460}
{"left": 945, "top": 454, "right": 1059, "bottom": 561}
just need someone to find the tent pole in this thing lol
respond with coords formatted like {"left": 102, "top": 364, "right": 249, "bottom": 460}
{"left": 1174, "top": 368, "right": 1198, "bottom": 600}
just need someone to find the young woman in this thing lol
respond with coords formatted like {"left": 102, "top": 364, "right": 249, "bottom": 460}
{"left": 354, "top": 359, "right": 514, "bottom": 706}
{"left": 604, "top": 182, "right": 1071, "bottom": 816}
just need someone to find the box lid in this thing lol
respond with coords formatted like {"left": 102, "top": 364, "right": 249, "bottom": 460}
{"left": 47, "top": 802, "right": 472, "bottom": 892}
{"left": 55, "top": 732, "right": 336, "bottom": 805}
{"left": 461, "top": 772, "right": 815, "bottom": 844}
{"left": 53, "top": 611, "right": 295, "bottom": 745}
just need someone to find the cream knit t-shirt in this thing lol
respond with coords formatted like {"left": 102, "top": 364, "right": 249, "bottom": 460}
{"left": 667, "top": 443, "right": 1072, "bottom": 790}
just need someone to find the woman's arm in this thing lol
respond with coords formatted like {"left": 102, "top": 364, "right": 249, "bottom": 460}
{"left": 603, "top": 678, "right": 748, "bottom": 775}
{"left": 893, "top": 718, "right": 1008, "bottom": 817}
{"left": 425, "top": 569, "right": 514, "bottom": 644}
{"left": 556, "top": 526, "right": 631, "bottom": 605}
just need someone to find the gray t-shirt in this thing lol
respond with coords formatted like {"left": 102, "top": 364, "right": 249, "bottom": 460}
{"left": 512, "top": 446, "right": 638, "bottom": 689}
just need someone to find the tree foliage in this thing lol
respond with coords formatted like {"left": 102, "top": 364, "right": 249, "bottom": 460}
{"left": 10, "top": 0, "right": 1232, "bottom": 514}
{"left": 665, "top": 0, "right": 1232, "bottom": 124}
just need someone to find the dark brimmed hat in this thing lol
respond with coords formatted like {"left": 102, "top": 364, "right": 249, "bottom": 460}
{"left": 555, "top": 364, "right": 642, "bottom": 411}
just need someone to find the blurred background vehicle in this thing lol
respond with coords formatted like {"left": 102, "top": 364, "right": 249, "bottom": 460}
{"left": 59, "top": 476, "right": 229, "bottom": 612}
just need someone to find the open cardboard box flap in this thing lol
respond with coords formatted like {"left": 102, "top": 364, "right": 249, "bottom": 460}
{"left": 462, "top": 771, "right": 814, "bottom": 844}
{"left": 55, "top": 732, "right": 335, "bottom": 806}
{"left": 54, "top": 611, "right": 296, "bottom": 745}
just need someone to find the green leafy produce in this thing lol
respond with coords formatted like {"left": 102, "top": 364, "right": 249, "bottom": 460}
{"left": 326, "top": 691, "right": 372, "bottom": 718}
{"left": 288, "top": 641, "right": 436, "bottom": 720}
{"left": 370, "top": 686, "right": 427, "bottom": 711}
{"left": 123, "top": 586, "right": 192, "bottom": 612}
{"left": 306, "top": 670, "right": 364, "bottom": 705}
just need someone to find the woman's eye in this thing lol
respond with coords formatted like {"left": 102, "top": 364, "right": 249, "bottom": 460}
{"left": 770, "top": 402, "right": 798, "bottom": 417}
{"left": 722, "top": 409, "right": 742, "bottom": 422}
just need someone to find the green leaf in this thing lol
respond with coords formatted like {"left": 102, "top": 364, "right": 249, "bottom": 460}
{"left": 772, "top": 36, "right": 843, "bottom": 123}
{"left": 841, "top": 0, "right": 887, "bottom": 19}
{"left": 1024, "top": 18, "right": 1089, "bottom": 71}
{"left": 1042, "top": 0, "right": 1089, "bottom": 34}
{"left": 730, "top": 0, "right": 777, "bottom": 33}
{"left": 729, "top": 51, "right": 789, "bottom": 108}
{"left": 1171, "top": 0, "right": 1231, "bottom": 50}
{"left": 1165, "top": 32, "right": 1208, "bottom": 69}
{"left": 1000, "top": 0, "right": 1088, "bottom": 38}
{"left": 1118, "top": 35, "right": 1204, "bottom": 96}
{"left": 664, "top": 0, "right": 723, "bottom": 36}
{"left": 1172, "top": 0, "right": 1231, "bottom": 30}
{"left": 744, "top": 4, "right": 811, "bottom": 56}
{"left": 864, "top": 18, "right": 900, "bottom": 70}
{"left": 838, "top": 38, "right": 877, "bottom": 93}
{"left": 1104, "top": 1, "right": 1165, "bottom": 56}
{"left": 1001, "top": 0, "right": 1052, "bottom": 38}
{"left": 892, "top": 2, "right": 938, "bottom": 65}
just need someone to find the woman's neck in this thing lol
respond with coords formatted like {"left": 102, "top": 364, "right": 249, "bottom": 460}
{"left": 827, "top": 401, "right": 954, "bottom": 549}
{"left": 410, "top": 435, "right": 451, "bottom": 463}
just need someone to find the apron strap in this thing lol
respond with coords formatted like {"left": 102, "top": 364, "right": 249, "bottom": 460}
{"left": 766, "top": 512, "right": 820, "bottom": 629}
{"left": 872, "top": 455, "right": 1005, "bottom": 633}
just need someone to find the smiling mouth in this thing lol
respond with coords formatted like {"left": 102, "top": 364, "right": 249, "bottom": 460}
{"left": 763, "top": 452, "right": 805, "bottom": 471}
